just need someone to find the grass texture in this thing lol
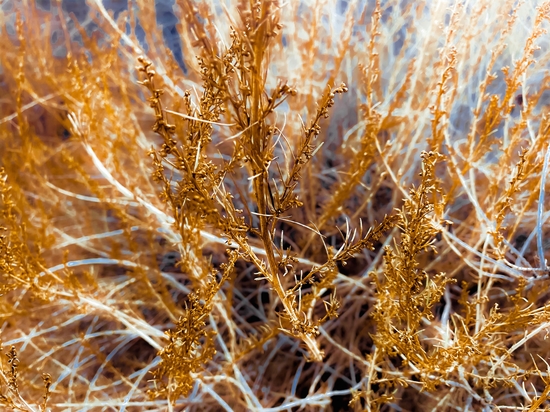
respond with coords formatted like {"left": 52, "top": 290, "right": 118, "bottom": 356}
{"left": 1, "top": 0, "right": 550, "bottom": 410}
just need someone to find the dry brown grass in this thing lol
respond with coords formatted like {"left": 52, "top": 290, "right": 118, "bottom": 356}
{"left": 1, "top": 0, "right": 550, "bottom": 410}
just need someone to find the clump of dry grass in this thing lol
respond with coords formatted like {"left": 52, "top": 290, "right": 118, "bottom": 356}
{"left": 1, "top": 0, "right": 550, "bottom": 410}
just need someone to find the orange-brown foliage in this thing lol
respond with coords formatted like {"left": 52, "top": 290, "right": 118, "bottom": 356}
{"left": 1, "top": 0, "right": 550, "bottom": 411}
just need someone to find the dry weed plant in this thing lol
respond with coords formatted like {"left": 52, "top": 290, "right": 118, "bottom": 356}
{"left": 2, "top": 0, "right": 550, "bottom": 410}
